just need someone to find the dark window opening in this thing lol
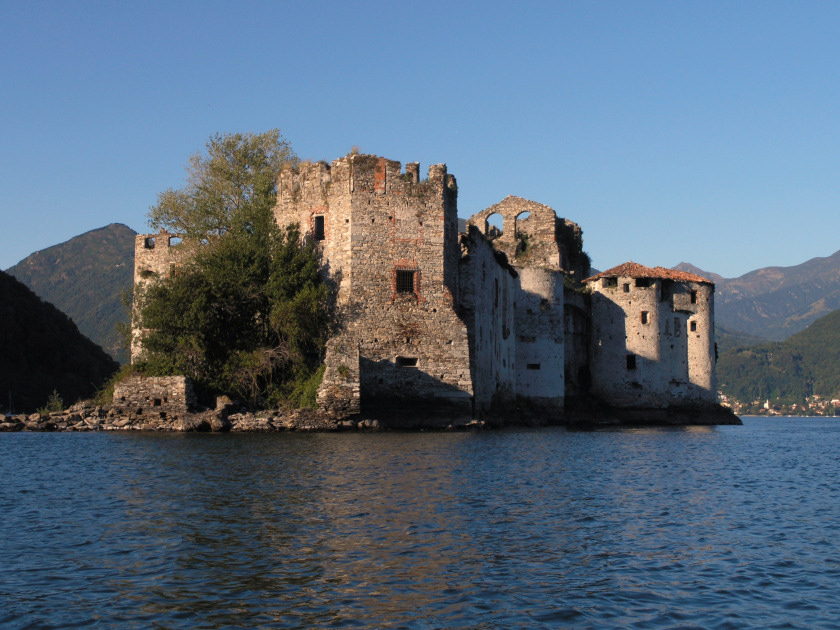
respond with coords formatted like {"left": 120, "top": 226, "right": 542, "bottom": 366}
{"left": 641, "top": 311, "right": 649, "bottom": 324}
{"left": 602, "top": 277, "right": 617, "bottom": 288}
{"left": 396, "top": 269, "right": 416, "bottom": 293}
{"left": 636, "top": 278, "right": 651, "bottom": 288}
{"left": 690, "top": 291, "right": 697, "bottom": 304}
{"left": 526, "top": 363, "right": 541, "bottom": 370}
{"left": 396, "top": 356, "right": 418, "bottom": 367}
{"left": 314, "top": 215, "right": 325, "bottom": 241}
{"left": 690, "top": 321, "right": 697, "bottom": 332}
{"left": 144, "top": 237, "right": 156, "bottom": 249}
{"left": 626, "top": 354, "right": 637, "bottom": 370}
{"left": 623, "top": 283, "right": 630, "bottom": 293}
{"left": 153, "top": 398, "right": 162, "bottom": 407}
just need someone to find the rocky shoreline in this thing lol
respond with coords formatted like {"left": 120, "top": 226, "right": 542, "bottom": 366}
{"left": 0, "top": 399, "right": 490, "bottom": 433}
{"left": 0, "top": 398, "right": 740, "bottom": 433}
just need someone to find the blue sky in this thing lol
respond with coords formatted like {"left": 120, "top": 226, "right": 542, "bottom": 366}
{"left": 1, "top": 1, "right": 839, "bottom": 278}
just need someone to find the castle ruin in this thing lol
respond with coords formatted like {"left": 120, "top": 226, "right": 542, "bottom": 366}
{"left": 132, "top": 153, "right": 722, "bottom": 424}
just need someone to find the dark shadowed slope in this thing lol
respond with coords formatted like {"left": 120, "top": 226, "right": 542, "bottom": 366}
{"left": 0, "top": 270, "right": 119, "bottom": 413}
{"left": 6, "top": 223, "right": 136, "bottom": 362}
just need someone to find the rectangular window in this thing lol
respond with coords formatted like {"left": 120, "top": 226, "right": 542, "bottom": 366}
{"left": 526, "top": 363, "right": 541, "bottom": 370}
{"left": 690, "top": 321, "right": 698, "bottom": 332}
{"left": 623, "top": 283, "right": 630, "bottom": 293}
{"left": 626, "top": 354, "right": 637, "bottom": 370}
{"left": 641, "top": 311, "right": 649, "bottom": 324}
{"left": 396, "top": 356, "right": 418, "bottom": 367}
{"left": 690, "top": 290, "right": 697, "bottom": 304}
{"left": 602, "top": 277, "right": 617, "bottom": 288}
{"left": 636, "top": 278, "right": 651, "bottom": 288}
{"left": 314, "top": 215, "right": 325, "bottom": 241}
{"left": 396, "top": 269, "right": 416, "bottom": 294}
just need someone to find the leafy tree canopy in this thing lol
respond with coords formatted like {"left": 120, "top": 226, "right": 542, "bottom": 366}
{"left": 133, "top": 131, "right": 330, "bottom": 408}
{"left": 148, "top": 129, "right": 297, "bottom": 239}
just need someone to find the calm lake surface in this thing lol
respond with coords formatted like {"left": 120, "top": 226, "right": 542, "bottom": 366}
{"left": 2, "top": 417, "right": 840, "bottom": 629}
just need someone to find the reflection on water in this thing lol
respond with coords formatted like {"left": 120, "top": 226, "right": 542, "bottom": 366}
{"left": 3, "top": 418, "right": 840, "bottom": 628}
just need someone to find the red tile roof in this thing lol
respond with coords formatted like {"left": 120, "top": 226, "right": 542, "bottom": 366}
{"left": 583, "top": 261, "right": 712, "bottom": 284}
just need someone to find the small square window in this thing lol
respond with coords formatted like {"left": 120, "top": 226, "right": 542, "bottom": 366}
{"left": 396, "top": 269, "right": 416, "bottom": 294}
{"left": 626, "top": 354, "right": 637, "bottom": 370}
{"left": 314, "top": 215, "right": 325, "bottom": 241}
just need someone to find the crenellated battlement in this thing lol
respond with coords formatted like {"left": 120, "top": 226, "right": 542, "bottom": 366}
{"left": 277, "top": 154, "right": 454, "bottom": 206}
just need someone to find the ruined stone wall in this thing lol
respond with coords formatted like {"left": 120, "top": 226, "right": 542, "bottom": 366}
{"left": 131, "top": 231, "right": 192, "bottom": 362}
{"left": 280, "top": 155, "right": 473, "bottom": 417}
{"left": 458, "top": 226, "right": 517, "bottom": 413}
{"left": 467, "top": 196, "right": 562, "bottom": 271}
{"left": 133, "top": 231, "right": 191, "bottom": 281}
{"left": 513, "top": 267, "right": 564, "bottom": 412}
{"left": 563, "top": 288, "right": 591, "bottom": 398}
{"left": 588, "top": 275, "right": 716, "bottom": 407}
{"left": 112, "top": 375, "right": 196, "bottom": 420}
{"left": 317, "top": 337, "right": 361, "bottom": 418}
{"left": 276, "top": 160, "right": 353, "bottom": 298}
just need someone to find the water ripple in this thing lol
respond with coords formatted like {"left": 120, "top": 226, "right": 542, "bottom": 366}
{"left": 3, "top": 419, "right": 840, "bottom": 627}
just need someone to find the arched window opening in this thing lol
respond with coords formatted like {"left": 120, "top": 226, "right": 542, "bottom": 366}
{"left": 485, "top": 213, "right": 504, "bottom": 240}
{"left": 514, "top": 211, "right": 533, "bottom": 257}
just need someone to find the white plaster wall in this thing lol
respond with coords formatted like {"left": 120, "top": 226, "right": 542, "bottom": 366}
{"left": 514, "top": 267, "right": 564, "bottom": 408}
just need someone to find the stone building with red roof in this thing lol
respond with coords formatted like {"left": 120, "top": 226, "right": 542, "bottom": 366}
{"left": 583, "top": 262, "right": 716, "bottom": 408}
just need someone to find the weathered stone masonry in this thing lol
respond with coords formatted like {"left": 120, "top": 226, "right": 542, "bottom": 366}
{"left": 131, "top": 153, "right": 721, "bottom": 422}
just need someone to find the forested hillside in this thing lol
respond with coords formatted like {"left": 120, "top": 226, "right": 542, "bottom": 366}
{"left": 6, "top": 224, "right": 136, "bottom": 362}
{"left": 717, "top": 309, "right": 840, "bottom": 411}
{"left": 0, "top": 270, "right": 118, "bottom": 413}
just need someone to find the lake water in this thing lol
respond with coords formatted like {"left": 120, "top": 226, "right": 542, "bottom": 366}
{"left": 2, "top": 417, "right": 840, "bottom": 628}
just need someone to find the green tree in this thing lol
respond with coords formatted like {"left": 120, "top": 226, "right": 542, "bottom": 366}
{"left": 148, "top": 129, "right": 296, "bottom": 239}
{"left": 133, "top": 131, "right": 331, "bottom": 408}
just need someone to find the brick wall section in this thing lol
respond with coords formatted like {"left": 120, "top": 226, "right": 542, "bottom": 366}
{"left": 112, "top": 375, "right": 196, "bottom": 419}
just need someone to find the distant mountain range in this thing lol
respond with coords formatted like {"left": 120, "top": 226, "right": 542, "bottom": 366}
{"left": 675, "top": 250, "right": 840, "bottom": 341}
{"left": 5, "top": 224, "right": 137, "bottom": 362}
{"left": 0, "top": 270, "right": 118, "bottom": 413}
